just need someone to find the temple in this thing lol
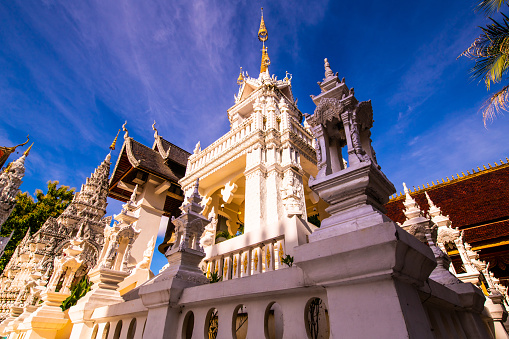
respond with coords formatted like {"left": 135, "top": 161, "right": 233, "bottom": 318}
{"left": 0, "top": 9, "right": 508, "bottom": 339}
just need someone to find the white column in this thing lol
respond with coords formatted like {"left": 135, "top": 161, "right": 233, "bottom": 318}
{"left": 244, "top": 146, "right": 266, "bottom": 233}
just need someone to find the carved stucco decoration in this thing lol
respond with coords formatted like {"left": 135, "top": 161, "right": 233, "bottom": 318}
{"left": 280, "top": 170, "right": 304, "bottom": 217}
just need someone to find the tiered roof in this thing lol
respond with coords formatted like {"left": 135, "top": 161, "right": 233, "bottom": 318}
{"left": 108, "top": 127, "right": 190, "bottom": 218}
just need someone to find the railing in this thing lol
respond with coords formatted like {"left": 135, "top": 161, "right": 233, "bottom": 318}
{"left": 186, "top": 114, "right": 314, "bottom": 176}
{"left": 188, "top": 117, "right": 255, "bottom": 173}
{"left": 204, "top": 236, "right": 286, "bottom": 281}
{"left": 289, "top": 118, "right": 314, "bottom": 148}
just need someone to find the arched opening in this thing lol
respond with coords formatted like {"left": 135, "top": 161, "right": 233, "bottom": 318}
{"left": 113, "top": 320, "right": 123, "bottom": 339}
{"left": 101, "top": 323, "right": 110, "bottom": 339}
{"left": 91, "top": 324, "right": 99, "bottom": 339}
{"left": 232, "top": 304, "right": 248, "bottom": 339}
{"left": 264, "top": 302, "right": 283, "bottom": 339}
{"left": 205, "top": 308, "right": 218, "bottom": 339}
{"left": 207, "top": 177, "right": 246, "bottom": 245}
{"left": 182, "top": 311, "right": 194, "bottom": 339}
{"left": 127, "top": 318, "right": 137, "bottom": 339}
{"left": 305, "top": 298, "right": 329, "bottom": 339}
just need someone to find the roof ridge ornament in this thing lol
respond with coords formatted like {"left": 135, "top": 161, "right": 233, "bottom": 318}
{"left": 122, "top": 121, "right": 129, "bottom": 139}
{"left": 0, "top": 135, "right": 29, "bottom": 169}
{"left": 152, "top": 120, "right": 159, "bottom": 139}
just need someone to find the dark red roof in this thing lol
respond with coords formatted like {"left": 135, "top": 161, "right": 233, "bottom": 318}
{"left": 385, "top": 163, "right": 509, "bottom": 229}
{"left": 385, "top": 161, "right": 509, "bottom": 279}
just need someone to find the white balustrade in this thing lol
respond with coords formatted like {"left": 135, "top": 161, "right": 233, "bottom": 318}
{"left": 188, "top": 117, "right": 255, "bottom": 173}
{"left": 204, "top": 236, "right": 286, "bottom": 280}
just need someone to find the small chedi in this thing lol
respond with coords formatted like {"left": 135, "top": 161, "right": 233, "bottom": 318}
{"left": 0, "top": 151, "right": 112, "bottom": 335}
{"left": 0, "top": 141, "right": 32, "bottom": 257}
{"left": 0, "top": 10, "right": 508, "bottom": 339}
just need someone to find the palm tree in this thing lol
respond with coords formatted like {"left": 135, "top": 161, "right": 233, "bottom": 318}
{"left": 461, "top": 0, "right": 509, "bottom": 125}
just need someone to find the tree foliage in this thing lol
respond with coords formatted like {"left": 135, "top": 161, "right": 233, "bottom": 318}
{"left": 61, "top": 276, "right": 92, "bottom": 311}
{"left": 461, "top": 0, "right": 509, "bottom": 125}
{"left": 0, "top": 181, "right": 75, "bottom": 274}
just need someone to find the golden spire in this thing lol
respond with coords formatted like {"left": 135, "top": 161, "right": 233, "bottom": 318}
{"left": 260, "top": 46, "right": 271, "bottom": 74}
{"left": 4, "top": 162, "right": 12, "bottom": 173}
{"left": 258, "top": 8, "right": 268, "bottom": 42}
{"left": 110, "top": 129, "right": 120, "bottom": 151}
{"left": 258, "top": 8, "right": 270, "bottom": 74}
{"left": 237, "top": 67, "right": 245, "bottom": 85}
{"left": 23, "top": 143, "right": 33, "bottom": 156}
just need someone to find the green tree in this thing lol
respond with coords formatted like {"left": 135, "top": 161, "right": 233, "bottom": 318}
{"left": 0, "top": 181, "right": 75, "bottom": 274}
{"left": 461, "top": 0, "right": 509, "bottom": 125}
{"left": 60, "top": 276, "right": 92, "bottom": 311}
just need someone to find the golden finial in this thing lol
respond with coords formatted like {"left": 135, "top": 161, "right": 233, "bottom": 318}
{"left": 23, "top": 143, "right": 33, "bottom": 156}
{"left": 260, "top": 46, "right": 271, "bottom": 73}
{"left": 258, "top": 8, "right": 270, "bottom": 74}
{"left": 258, "top": 8, "right": 268, "bottom": 42}
{"left": 431, "top": 181, "right": 435, "bottom": 186}
{"left": 4, "top": 162, "right": 12, "bottom": 173}
{"left": 462, "top": 171, "right": 466, "bottom": 176}
{"left": 477, "top": 166, "right": 481, "bottom": 171}
{"left": 500, "top": 159, "right": 504, "bottom": 164}
{"left": 237, "top": 67, "right": 245, "bottom": 85}
{"left": 483, "top": 165, "right": 487, "bottom": 170}
{"left": 110, "top": 129, "right": 120, "bottom": 151}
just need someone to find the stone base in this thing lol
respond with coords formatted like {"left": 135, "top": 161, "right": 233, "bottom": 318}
{"left": 68, "top": 268, "right": 129, "bottom": 339}
{"left": 295, "top": 221, "right": 437, "bottom": 337}
{"left": 310, "top": 204, "right": 392, "bottom": 241}
{"left": 17, "top": 291, "right": 70, "bottom": 339}
{"left": 308, "top": 161, "right": 395, "bottom": 240}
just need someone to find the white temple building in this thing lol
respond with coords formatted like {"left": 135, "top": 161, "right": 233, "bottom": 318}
{"left": 0, "top": 10, "right": 507, "bottom": 339}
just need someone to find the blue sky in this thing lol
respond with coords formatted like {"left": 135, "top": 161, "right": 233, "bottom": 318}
{"left": 2, "top": 0, "right": 509, "bottom": 271}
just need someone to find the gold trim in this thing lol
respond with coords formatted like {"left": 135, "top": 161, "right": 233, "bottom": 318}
{"left": 389, "top": 158, "right": 509, "bottom": 202}
{"left": 448, "top": 239, "right": 509, "bottom": 255}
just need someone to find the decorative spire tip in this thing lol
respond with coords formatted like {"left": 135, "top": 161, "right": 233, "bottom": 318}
{"left": 237, "top": 67, "right": 244, "bottom": 86}
{"left": 23, "top": 142, "right": 34, "bottom": 156}
{"left": 110, "top": 129, "right": 120, "bottom": 151}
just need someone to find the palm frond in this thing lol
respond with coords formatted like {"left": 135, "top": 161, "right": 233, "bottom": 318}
{"left": 461, "top": 14, "right": 509, "bottom": 88}
{"left": 481, "top": 84, "right": 509, "bottom": 126}
{"left": 476, "top": 0, "right": 507, "bottom": 16}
